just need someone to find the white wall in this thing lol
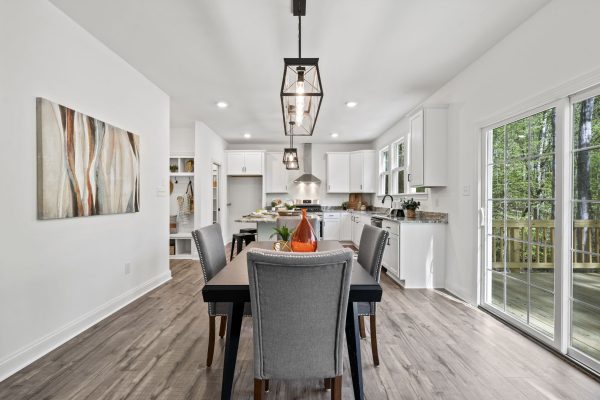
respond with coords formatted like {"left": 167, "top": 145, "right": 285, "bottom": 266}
{"left": 0, "top": 0, "right": 170, "bottom": 381}
{"left": 170, "top": 127, "right": 195, "bottom": 154}
{"left": 194, "top": 121, "right": 228, "bottom": 240}
{"left": 371, "top": 0, "right": 600, "bottom": 304}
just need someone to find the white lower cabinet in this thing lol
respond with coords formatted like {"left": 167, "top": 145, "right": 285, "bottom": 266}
{"left": 323, "top": 212, "right": 341, "bottom": 240}
{"left": 383, "top": 222, "right": 446, "bottom": 289}
{"left": 351, "top": 214, "right": 370, "bottom": 247}
{"left": 340, "top": 212, "right": 352, "bottom": 241}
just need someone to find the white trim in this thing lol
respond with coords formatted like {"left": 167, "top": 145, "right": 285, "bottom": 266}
{"left": 568, "top": 347, "right": 600, "bottom": 374}
{"left": 0, "top": 272, "right": 172, "bottom": 382}
{"left": 569, "top": 83, "right": 600, "bottom": 104}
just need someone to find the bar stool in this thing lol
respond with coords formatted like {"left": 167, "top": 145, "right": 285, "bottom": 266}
{"left": 230, "top": 232, "right": 255, "bottom": 260}
{"left": 239, "top": 228, "right": 258, "bottom": 242}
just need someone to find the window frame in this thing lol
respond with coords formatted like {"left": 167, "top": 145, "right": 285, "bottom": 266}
{"left": 378, "top": 146, "right": 391, "bottom": 196}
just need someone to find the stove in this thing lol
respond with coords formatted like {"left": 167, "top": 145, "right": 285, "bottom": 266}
{"left": 295, "top": 200, "right": 322, "bottom": 214}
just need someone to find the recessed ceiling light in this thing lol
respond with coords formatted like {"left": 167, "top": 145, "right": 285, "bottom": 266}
{"left": 331, "top": 132, "right": 339, "bottom": 138}
{"left": 345, "top": 101, "right": 358, "bottom": 108}
{"left": 216, "top": 101, "right": 229, "bottom": 108}
{"left": 243, "top": 133, "right": 251, "bottom": 139}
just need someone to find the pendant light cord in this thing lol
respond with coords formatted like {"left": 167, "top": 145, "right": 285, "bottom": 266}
{"left": 298, "top": 15, "right": 301, "bottom": 58}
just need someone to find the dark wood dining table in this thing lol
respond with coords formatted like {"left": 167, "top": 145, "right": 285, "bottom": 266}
{"left": 201, "top": 240, "right": 383, "bottom": 400}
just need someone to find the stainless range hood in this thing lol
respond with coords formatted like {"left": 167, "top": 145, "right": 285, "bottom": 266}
{"left": 293, "top": 143, "right": 321, "bottom": 183}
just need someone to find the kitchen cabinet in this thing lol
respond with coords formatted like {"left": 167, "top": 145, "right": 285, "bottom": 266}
{"left": 226, "top": 151, "right": 263, "bottom": 175}
{"left": 322, "top": 212, "right": 341, "bottom": 240}
{"left": 381, "top": 222, "right": 446, "bottom": 289}
{"left": 349, "top": 150, "right": 376, "bottom": 193}
{"left": 340, "top": 212, "right": 352, "bottom": 241}
{"left": 326, "top": 153, "right": 350, "bottom": 193}
{"left": 351, "top": 213, "right": 370, "bottom": 247}
{"left": 265, "top": 152, "right": 288, "bottom": 193}
{"left": 408, "top": 106, "right": 447, "bottom": 187}
{"left": 381, "top": 221, "right": 400, "bottom": 278}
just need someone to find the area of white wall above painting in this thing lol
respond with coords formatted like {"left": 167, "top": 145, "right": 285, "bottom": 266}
{"left": 0, "top": 0, "right": 170, "bottom": 381}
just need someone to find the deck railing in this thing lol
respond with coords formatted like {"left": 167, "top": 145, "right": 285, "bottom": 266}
{"left": 491, "top": 220, "right": 600, "bottom": 271}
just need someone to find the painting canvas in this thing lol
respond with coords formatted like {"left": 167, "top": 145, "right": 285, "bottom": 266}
{"left": 37, "top": 98, "right": 140, "bottom": 220}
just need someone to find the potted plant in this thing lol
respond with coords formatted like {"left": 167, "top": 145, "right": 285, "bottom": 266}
{"left": 341, "top": 201, "right": 349, "bottom": 210}
{"left": 401, "top": 198, "right": 420, "bottom": 218}
{"left": 270, "top": 225, "right": 293, "bottom": 252}
{"left": 170, "top": 164, "right": 178, "bottom": 173}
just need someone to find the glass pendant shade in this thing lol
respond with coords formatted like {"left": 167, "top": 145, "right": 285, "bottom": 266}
{"left": 290, "top": 209, "right": 318, "bottom": 252}
{"left": 283, "top": 147, "right": 299, "bottom": 170}
{"left": 280, "top": 58, "right": 323, "bottom": 136}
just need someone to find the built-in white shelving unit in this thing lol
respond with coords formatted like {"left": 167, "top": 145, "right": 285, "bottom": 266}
{"left": 169, "top": 153, "right": 196, "bottom": 260}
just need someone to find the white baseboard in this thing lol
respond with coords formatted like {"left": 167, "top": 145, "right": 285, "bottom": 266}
{"left": 0, "top": 271, "right": 172, "bottom": 383}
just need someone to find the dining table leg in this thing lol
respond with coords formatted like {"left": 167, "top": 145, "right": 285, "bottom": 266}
{"left": 221, "top": 301, "right": 244, "bottom": 400}
{"left": 345, "top": 302, "right": 364, "bottom": 400}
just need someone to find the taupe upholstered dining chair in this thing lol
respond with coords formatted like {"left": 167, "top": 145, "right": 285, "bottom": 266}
{"left": 356, "top": 224, "right": 388, "bottom": 366}
{"left": 247, "top": 248, "right": 354, "bottom": 400}
{"left": 192, "top": 224, "right": 251, "bottom": 367}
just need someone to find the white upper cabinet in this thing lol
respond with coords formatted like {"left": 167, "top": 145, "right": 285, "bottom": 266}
{"left": 350, "top": 150, "right": 376, "bottom": 193}
{"left": 326, "top": 152, "right": 350, "bottom": 193}
{"left": 226, "top": 151, "right": 264, "bottom": 175}
{"left": 408, "top": 106, "right": 447, "bottom": 187}
{"left": 265, "top": 152, "right": 288, "bottom": 193}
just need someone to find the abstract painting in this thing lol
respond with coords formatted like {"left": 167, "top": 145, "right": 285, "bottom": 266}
{"left": 36, "top": 98, "right": 140, "bottom": 220}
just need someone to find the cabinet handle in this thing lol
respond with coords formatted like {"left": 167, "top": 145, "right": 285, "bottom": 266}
{"left": 387, "top": 237, "right": 390, "bottom": 245}
{"left": 328, "top": 185, "right": 331, "bottom": 191}
{"left": 360, "top": 184, "right": 362, "bottom": 190}
{"left": 408, "top": 173, "right": 411, "bottom": 182}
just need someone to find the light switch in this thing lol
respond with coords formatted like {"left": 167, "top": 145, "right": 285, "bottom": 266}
{"left": 462, "top": 185, "right": 471, "bottom": 196}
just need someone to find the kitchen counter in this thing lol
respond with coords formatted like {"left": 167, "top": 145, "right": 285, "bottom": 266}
{"left": 235, "top": 213, "right": 322, "bottom": 241}
{"left": 322, "top": 209, "right": 448, "bottom": 224}
{"left": 235, "top": 214, "right": 321, "bottom": 223}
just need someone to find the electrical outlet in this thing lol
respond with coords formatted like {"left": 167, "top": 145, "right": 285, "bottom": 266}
{"left": 124, "top": 262, "right": 131, "bottom": 275}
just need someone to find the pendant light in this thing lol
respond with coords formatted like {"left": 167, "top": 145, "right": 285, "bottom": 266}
{"left": 280, "top": 0, "right": 323, "bottom": 136}
{"left": 283, "top": 122, "right": 299, "bottom": 170}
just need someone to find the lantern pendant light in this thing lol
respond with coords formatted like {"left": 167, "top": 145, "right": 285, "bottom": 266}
{"left": 280, "top": 0, "right": 323, "bottom": 136}
{"left": 283, "top": 122, "right": 300, "bottom": 170}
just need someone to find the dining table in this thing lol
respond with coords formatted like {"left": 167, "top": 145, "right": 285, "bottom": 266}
{"left": 201, "top": 240, "right": 383, "bottom": 400}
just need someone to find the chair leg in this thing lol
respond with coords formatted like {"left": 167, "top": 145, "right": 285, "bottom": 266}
{"left": 236, "top": 236, "right": 244, "bottom": 255}
{"left": 207, "top": 316, "right": 216, "bottom": 367}
{"left": 230, "top": 238, "right": 235, "bottom": 260}
{"left": 254, "top": 379, "right": 264, "bottom": 400}
{"left": 370, "top": 314, "right": 380, "bottom": 366}
{"left": 265, "top": 379, "right": 270, "bottom": 392}
{"left": 331, "top": 376, "right": 342, "bottom": 400}
{"left": 324, "top": 378, "right": 331, "bottom": 390}
{"left": 359, "top": 316, "right": 366, "bottom": 339}
{"left": 219, "top": 316, "right": 227, "bottom": 338}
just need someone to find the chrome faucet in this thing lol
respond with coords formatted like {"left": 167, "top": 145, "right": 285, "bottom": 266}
{"left": 381, "top": 194, "right": 394, "bottom": 215}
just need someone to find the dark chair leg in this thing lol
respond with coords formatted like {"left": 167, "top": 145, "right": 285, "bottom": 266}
{"left": 370, "top": 314, "right": 380, "bottom": 366}
{"left": 219, "top": 315, "right": 227, "bottom": 338}
{"left": 331, "top": 376, "right": 342, "bottom": 400}
{"left": 254, "top": 379, "right": 264, "bottom": 400}
{"left": 207, "top": 315, "right": 216, "bottom": 367}
{"left": 359, "top": 316, "right": 366, "bottom": 339}
{"left": 324, "top": 378, "right": 331, "bottom": 390}
{"left": 265, "top": 379, "right": 270, "bottom": 392}
{"left": 236, "top": 236, "right": 244, "bottom": 255}
{"left": 230, "top": 237, "right": 235, "bottom": 260}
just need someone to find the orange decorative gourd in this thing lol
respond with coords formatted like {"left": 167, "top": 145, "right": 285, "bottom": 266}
{"left": 290, "top": 209, "right": 318, "bottom": 252}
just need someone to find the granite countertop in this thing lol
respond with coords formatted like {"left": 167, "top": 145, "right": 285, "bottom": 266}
{"left": 322, "top": 208, "right": 448, "bottom": 224}
{"left": 235, "top": 214, "right": 322, "bottom": 223}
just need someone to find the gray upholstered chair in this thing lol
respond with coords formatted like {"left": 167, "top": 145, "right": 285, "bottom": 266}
{"left": 247, "top": 248, "right": 354, "bottom": 400}
{"left": 192, "top": 224, "right": 251, "bottom": 367}
{"left": 356, "top": 224, "right": 389, "bottom": 366}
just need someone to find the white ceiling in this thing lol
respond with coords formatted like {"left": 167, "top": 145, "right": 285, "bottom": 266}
{"left": 51, "top": 0, "right": 548, "bottom": 144}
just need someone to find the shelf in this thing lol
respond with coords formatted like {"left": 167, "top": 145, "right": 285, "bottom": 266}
{"left": 170, "top": 172, "right": 194, "bottom": 177}
{"left": 170, "top": 232, "right": 192, "bottom": 239}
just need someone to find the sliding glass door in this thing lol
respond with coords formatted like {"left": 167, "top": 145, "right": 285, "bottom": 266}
{"left": 570, "top": 92, "right": 600, "bottom": 370}
{"left": 482, "top": 87, "right": 600, "bottom": 374}
{"left": 484, "top": 107, "right": 558, "bottom": 342}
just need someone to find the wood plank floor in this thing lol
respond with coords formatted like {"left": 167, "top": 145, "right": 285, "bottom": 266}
{"left": 1, "top": 259, "right": 599, "bottom": 399}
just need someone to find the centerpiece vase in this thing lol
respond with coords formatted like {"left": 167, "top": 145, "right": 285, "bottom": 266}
{"left": 290, "top": 209, "right": 318, "bottom": 252}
